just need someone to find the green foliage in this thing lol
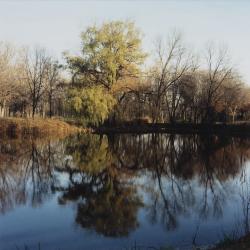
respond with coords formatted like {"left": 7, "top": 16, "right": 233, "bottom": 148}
{"left": 65, "top": 20, "right": 147, "bottom": 89}
{"left": 68, "top": 86, "right": 116, "bottom": 126}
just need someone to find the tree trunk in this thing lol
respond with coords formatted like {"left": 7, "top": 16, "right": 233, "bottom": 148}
{"left": 49, "top": 94, "right": 52, "bottom": 118}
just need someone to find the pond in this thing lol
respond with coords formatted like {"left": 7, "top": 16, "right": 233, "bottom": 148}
{"left": 0, "top": 133, "right": 250, "bottom": 250}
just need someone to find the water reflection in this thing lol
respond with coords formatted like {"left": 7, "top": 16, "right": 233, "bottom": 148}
{"left": 57, "top": 135, "right": 142, "bottom": 237}
{"left": 0, "top": 139, "right": 57, "bottom": 213}
{"left": 1, "top": 133, "right": 250, "bottom": 248}
{"left": 110, "top": 135, "right": 250, "bottom": 232}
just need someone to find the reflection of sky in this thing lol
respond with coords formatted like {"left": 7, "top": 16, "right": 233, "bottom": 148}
{"left": 0, "top": 1, "right": 249, "bottom": 83}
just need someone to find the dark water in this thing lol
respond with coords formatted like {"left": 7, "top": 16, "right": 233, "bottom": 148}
{"left": 0, "top": 133, "right": 250, "bottom": 250}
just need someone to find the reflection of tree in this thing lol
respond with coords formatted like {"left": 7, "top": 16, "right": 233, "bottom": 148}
{"left": 110, "top": 134, "right": 250, "bottom": 230}
{"left": 57, "top": 134, "right": 143, "bottom": 237}
{"left": 1, "top": 133, "right": 250, "bottom": 239}
{"left": 240, "top": 167, "right": 250, "bottom": 236}
{"left": 59, "top": 133, "right": 250, "bottom": 234}
{"left": 0, "top": 138, "right": 61, "bottom": 213}
{"left": 58, "top": 172, "right": 142, "bottom": 237}
{"left": 64, "top": 134, "right": 112, "bottom": 174}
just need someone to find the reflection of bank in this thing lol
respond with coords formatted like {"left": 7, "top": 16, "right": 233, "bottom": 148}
{"left": 111, "top": 134, "right": 249, "bottom": 181}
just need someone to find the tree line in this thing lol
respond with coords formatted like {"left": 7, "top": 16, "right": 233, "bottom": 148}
{"left": 0, "top": 20, "right": 250, "bottom": 125}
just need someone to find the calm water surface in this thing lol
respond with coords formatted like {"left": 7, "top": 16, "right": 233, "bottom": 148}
{"left": 0, "top": 133, "right": 250, "bottom": 250}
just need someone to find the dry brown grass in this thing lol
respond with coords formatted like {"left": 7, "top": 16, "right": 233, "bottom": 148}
{"left": 211, "top": 233, "right": 250, "bottom": 250}
{"left": 0, "top": 117, "right": 82, "bottom": 138}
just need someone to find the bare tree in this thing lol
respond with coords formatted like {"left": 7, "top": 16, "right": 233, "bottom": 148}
{"left": 221, "top": 76, "right": 245, "bottom": 123}
{"left": 23, "top": 47, "right": 51, "bottom": 118}
{"left": 0, "top": 43, "right": 21, "bottom": 117}
{"left": 44, "top": 60, "right": 61, "bottom": 117}
{"left": 150, "top": 32, "right": 196, "bottom": 123}
{"left": 201, "top": 44, "right": 233, "bottom": 123}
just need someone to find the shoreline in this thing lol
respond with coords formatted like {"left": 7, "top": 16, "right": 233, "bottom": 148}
{"left": 0, "top": 117, "right": 82, "bottom": 138}
{"left": 95, "top": 122, "right": 250, "bottom": 136}
{"left": 210, "top": 233, "right": 250, "bottom": 250}
{"left": 3, "top": 118, "right": 250, "bottom": 138}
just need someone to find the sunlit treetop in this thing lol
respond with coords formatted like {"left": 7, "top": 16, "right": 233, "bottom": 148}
{"left": 65, "top": 20, "right": 147, "bottom": 90}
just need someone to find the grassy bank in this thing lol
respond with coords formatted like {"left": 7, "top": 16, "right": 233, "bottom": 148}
{"left": 0, "top": 117, "right": 81, "bottom": 138}
{"left": 211, "top": 236, "right": 250, "bottom": 250}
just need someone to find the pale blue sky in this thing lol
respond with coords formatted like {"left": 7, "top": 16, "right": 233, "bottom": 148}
{"left": 0, "top": 1, "right": 249, "bottom": 81}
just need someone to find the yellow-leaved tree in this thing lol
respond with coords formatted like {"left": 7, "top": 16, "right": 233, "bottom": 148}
{"left": 65, "top": 20, "right": 147, "bottom": 125}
